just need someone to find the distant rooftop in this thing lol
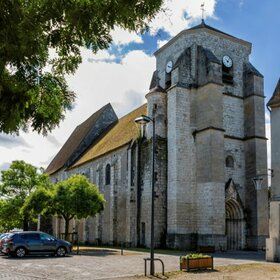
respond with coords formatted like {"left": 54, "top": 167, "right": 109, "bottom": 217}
{"left": 267, "top": 78, "right": 280, "bottom": 108}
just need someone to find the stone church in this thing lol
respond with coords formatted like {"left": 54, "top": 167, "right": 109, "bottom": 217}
{"left": 46, "top": 20, "right": 269, "bottom": 251}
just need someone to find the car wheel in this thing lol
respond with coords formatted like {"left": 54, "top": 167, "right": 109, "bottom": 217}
{"left": 15, "top": 247, "right": 26, "bottom": 258}
{"left": 56, "top": 246, "right": 66, "bottom": 257}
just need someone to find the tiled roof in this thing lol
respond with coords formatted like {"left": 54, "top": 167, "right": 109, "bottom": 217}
{"left": 267, "top": 78, "right": 280, "bottom": 108}
{"left": 72, "top": 104, "right": 147, "bottom": 168}
{"left": 45, "top": 103, "right": 117, "bottom": 175}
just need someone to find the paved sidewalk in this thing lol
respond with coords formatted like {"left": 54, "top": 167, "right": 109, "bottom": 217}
{"left": 0, "top": 249, "right": 266, "bottom": 280}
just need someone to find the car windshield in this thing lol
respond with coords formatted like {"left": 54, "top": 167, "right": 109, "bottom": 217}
{"left": 0, "top": 233, "right": 8, "bottom": 239}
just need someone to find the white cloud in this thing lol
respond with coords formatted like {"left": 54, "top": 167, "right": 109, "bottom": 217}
{"left": 0, "top": 133, "right": 31, "bottom": 149}
{"left": 0, "top": 0, "right": 220, "bottom": 170}
{"left": 0, "top": 48, "right": 155, "bottom": 169}
{"left": 65, "top": 49, "right": 154, "bottom": 120}
{"left": 157, "top": 39, "right": 169, "bottom": 49}
{"left": 110, "top": 27, "right": 143, "bottom": 45}
{"left": 150, "top": 0, "right": 218, "bottom": 36}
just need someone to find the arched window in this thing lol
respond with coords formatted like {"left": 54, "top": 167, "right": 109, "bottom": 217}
{"left": 226, "top": 156, "right": 234, "bottom": 168}
{"left": 105, "top": 164, "right": 111, "bottom": 185}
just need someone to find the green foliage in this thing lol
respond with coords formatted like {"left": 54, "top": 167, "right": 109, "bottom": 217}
{"left": 181, "top": 254, "right": 211, "bottom": 260}
{"left": 23, "top": 174, "right": 105, "bottom": 235}
{"left": 0, "top": 160, "right": 49, "bottom": 198}
{"left": 21, "top": 186, "right": 52, "bottom": 218}
{"left": 0, "top": 0, "right": 163, "bottom": 134}
{"left": 0, "top": 160, "right": 50, "bottom": 230}
{"left": 0, "top": 198, "right": 22, "bottom": 231}
{"left": 53, "top": 175, "right": 105, "bottom": 219}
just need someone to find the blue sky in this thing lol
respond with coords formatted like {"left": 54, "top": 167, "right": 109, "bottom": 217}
{"left": 0, "top": 0, "right": 279, "bottom": 171}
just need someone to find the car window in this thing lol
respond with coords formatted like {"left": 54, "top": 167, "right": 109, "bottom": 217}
{"left": 21, "top": 233, "right": 40, "bottom": 240}
{"left": 40, "top": 233, "right": 56, "bottom": 241}
{"left": 0, "top": 234, "right": 7, "bottom": 239}
{"left": 2, "top": 233, "right": 13, "bottom": 239}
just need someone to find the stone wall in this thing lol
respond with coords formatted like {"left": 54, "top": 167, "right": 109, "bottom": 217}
{"left": 51, "top": 145, "right": 132, "bottom": 246}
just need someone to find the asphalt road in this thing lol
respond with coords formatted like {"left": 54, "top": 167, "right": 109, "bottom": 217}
{"left": 0, "top": 249, "right": 266, "bottom": 280}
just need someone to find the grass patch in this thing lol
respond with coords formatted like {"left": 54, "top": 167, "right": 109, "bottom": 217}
{"left": 217, "top": 263, "right": 261, "bottom": 273}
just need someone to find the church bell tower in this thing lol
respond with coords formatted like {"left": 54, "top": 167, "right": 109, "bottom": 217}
{"left": 147, "top": 20, "right": 268, "bottom": 250}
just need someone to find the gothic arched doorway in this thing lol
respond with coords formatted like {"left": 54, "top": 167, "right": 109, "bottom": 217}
{"left": 226, "top": 199, "right": 245, "bottom": 250}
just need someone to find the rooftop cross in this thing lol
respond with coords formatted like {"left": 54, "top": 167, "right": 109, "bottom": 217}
{"left": 201, "top": 2, "right": 205, "bottom": 23}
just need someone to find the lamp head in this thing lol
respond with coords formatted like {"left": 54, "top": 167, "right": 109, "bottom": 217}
{"left": 134, "top": 115, "right": 151, "bottom": 125}
{"left": 135, "top": 115, "right": 152, "bottom": 138}
{"left": 252, "top": 176, "right": 264, "bottom": 190}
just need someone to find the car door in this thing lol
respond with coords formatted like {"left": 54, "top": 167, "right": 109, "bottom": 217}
{"left": 40, "top": 233, "right": 57, "bottom": 252}
{"left": 21, "top": 233, "right": 43, "bottom": 252}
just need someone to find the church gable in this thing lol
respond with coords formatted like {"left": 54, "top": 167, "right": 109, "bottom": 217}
{"left": 155, "top": 20, "right": 251, "bottom": 58}
{"left": 46, "top": 103, "right": 118, "bottom": 175}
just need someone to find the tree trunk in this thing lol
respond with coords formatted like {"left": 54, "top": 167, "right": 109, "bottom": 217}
{"left": 23, "top": 215, "right": 29, "bottom": 231}
{"left": 64, "top": 218, "right": 70, "bottom": 241}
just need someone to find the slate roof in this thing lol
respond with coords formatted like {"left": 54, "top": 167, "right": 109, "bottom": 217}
{"left": 45, "top": 103, "right": 118, "bottom": 175}
{"left": 267, "top": 78, "right": 280, "bottom": 108}
{"left": 244, "top": 62, "right": 263, "bottom": 78}
{"left": 72, "top": 104, "right": 147, "bottom": 168}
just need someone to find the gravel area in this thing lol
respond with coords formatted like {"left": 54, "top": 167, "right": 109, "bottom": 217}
{"left": 0, "top": 249, "right": 276, "bottom": 280}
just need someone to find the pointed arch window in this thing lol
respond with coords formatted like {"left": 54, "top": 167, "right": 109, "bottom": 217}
{"left": 226, "top": 155, "right": 234, "bottom": 168}
{"left": 105, "top": 164, "right": 111, "bottom": 185}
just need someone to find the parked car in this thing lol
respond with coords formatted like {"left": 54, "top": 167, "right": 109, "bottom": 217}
{"left": 0, "top": 233, "right": 12, "bottom": 252}
{"left": 2, "top": 231, "right": 72, "bottom": 257}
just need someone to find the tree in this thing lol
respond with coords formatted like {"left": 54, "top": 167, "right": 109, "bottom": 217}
{"left": 0, "top": 160, "right": 50, "bottom": 230}
{"left": 0, "top": 198, "right": 23, "bottom": 231}
{"left": 0, "top": 0, "right": 163, "bottom": 134}
{"left": 23, "top": 174, "right": 105, "bottom": 238}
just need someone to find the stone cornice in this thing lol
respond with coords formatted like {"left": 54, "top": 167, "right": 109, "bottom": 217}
{"left": 193, "top": 126, "right": 225, "bottom": 136}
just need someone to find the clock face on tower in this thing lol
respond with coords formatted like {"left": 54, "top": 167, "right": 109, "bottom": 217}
{"left": 222, "top": 55, "right": 233, "bottom": 68}
{"left": 165, "top": 60, "right": 173, "bottom": 73}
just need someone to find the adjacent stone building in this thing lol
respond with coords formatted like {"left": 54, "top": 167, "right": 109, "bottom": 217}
{"left": 266, "top": 79, "right": 280, "bottom": 261}
{"left": 46, "top": 21, "right": 269, "bottom": 250}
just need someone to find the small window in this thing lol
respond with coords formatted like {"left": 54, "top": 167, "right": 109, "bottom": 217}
{"left": 105, "top": 164, "right": 111, "bottom": 185}
{"left": 165, "top": 73, "right": 171, "bottom": 88}
{"left": 222, "top": 64, "right": 233, "bottom": 84}
{"left": 131, "top": 148, "right": 136, "bottom": 186}
{"left": 226, "top": 156, "right": 234, "bottom": 168}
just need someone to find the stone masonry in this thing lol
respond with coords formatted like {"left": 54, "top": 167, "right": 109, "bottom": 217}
{"left": 49, "top": 21, "right": 268, "bottom": 251}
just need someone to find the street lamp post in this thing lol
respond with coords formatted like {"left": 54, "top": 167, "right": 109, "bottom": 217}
{"left": 135, "top": 114, "right": 155, "bottom": 276}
